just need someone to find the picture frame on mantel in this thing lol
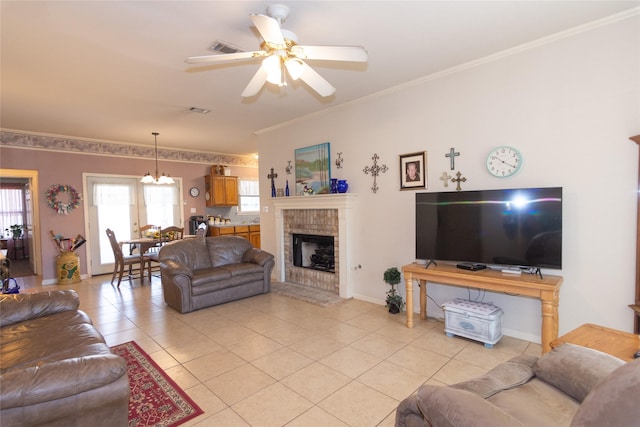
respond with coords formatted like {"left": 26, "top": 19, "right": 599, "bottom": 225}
{"left": 295, "top": 142, "right": 331, "bottom": 195}
{"left": 400, "top": 151, "right": 427, "bottom": 190}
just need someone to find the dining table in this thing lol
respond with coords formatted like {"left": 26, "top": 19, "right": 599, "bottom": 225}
{"left": 119, "top": 237, "right": 164, "bottom": 257}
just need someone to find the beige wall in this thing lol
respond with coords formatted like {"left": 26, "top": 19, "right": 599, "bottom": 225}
{"left": 256, "top": 16, "right": 640, "bottom": 342}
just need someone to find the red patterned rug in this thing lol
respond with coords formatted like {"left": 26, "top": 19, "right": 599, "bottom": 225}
{"left": 111, "top": 341, "right": 204, "bottom": 427}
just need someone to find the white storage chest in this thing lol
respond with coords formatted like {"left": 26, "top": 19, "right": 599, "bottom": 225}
{"left": 443, "top": 299, "right": 503, "bottom": 348}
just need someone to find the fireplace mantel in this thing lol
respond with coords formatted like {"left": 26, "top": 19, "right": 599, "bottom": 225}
{"left": 273, "top": 194, "right": 357, "bottom": 298}
{"left": 272, "top": 193, "right": 358, "bottom": 210}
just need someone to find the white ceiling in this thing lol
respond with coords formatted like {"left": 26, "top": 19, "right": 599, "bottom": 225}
{"left": 2, "top": 1, "right": 638, "bottom": 156}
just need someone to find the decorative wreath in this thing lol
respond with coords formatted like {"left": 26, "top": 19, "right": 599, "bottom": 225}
{"left": 46, "top": 184, "right": 81, "bottom": 215}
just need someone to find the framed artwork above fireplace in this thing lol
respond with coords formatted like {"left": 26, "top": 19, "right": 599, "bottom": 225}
{"left": 295, "top": 142, "right": 331, "bottom": 195}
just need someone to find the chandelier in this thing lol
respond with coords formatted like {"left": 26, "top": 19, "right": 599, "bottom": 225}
{"left": 141, "top": 132, "right": 174, "bottom": 184}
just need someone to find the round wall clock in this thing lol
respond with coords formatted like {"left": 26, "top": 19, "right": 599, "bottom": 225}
{"left": 486, "top": 146, "right": 522, "bottom": 177}
{"left": 189, "top": 187, "right": 200, "bottom": 197}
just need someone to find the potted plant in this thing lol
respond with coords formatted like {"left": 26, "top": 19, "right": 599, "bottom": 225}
{"left": 9, "top": 224, "right": 26, "bottom": 239}
{"left": 383, "top": 267, "right": 404, "bottom": 314}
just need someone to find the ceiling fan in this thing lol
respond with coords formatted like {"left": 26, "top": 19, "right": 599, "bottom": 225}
{"left": 185, "top": 4, "right": 368, "bottom": 98}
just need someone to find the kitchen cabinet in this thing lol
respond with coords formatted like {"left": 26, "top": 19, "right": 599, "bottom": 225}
{"left": 209, "top": 224, "right": 260, "bottom": 249}
{"left": 204, "top": 175, "right": 238, "bottom": 207}
{"left": 249, "top": 225, "right": 261, "bottom": 249}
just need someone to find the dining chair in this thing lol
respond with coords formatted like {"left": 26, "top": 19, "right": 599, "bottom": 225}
{"left": 148, "top": 226, "right": 184, "bottom": 277}
{"left": 105, "top": 228, "right": 150, "bottom": 287}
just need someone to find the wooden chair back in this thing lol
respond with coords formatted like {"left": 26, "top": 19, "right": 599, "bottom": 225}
{"left": 161, "top": 226, "right": 184, "bottom": 241}
{"left": 105, "top": 228, "right": 125, "bottom": 263}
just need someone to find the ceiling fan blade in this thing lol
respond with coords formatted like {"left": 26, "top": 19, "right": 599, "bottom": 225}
{"left": 241, "top": 67, "right": 268, "bottom": 97}
{"left": 250, "top": 14, "right": 286, "bottom": 49}
{"left": 297, "top": 61, "right": 336, "bottom": 97}
{"left": 185, "top": 51, "right": 263, "bottom": 64}
{"left": 292, "top": 45, "right": 368, "bottom": 62}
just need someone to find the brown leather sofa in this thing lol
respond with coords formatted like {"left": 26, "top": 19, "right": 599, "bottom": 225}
{"left": 0, "top": 290, "right": 129, "bottom": 426}
{"left": 396, "top": 342, "right": 640, "bottom": 427}
{"left": 159, "top": 235, "right": 275, "bottom": 313}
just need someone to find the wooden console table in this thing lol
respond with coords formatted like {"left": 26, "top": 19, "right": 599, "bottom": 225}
{"left": 402, "top": 262, "right": 563, "bottom": 352}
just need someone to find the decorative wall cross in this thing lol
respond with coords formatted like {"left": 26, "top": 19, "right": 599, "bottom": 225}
{"left": 267, "top": 168, "right": 278, "bottom": 197}
{"left": 439, "top": 171, "right": 451, "bottom": 188}
{"left": 445, "top": 147, "right": 460, "bottom": 170}
{"left": 285, "top": 161, "right": 293, "bottom": 174}
{"left": 451, "top": 171, "right": 467, "bottom": 191}
{"left": 362, "top": 153, "right": 388, "bottom": 193}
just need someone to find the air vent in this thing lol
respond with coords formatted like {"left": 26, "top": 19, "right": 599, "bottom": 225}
{"left": 188, "top": 107, "right": 210, "bottom": 114}
{"left": 208, "top": 40, "right": 245, "bottom": 54}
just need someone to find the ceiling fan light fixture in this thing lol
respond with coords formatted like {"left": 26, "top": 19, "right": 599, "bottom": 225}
{"left": 285, "top": 58, "right": 304, "bottom": 80}
{"left": 262, "top": 55, "right": 283, "bottom": 85}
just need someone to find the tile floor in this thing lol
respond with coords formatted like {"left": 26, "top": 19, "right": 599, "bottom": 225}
{"left": 16, "top": 274, "right": 542, "bottom": 427}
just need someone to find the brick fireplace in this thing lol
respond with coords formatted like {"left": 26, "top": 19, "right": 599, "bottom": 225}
{"left": 273, "top": 194, "right": 357, "bottom": 298}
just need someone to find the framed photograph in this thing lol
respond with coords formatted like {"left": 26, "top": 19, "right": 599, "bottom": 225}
{"left": 295, "top": 142, "right": 331, "bottom": 195}
{"left": 400, "top": 151, "right": 427, "bottom": 190}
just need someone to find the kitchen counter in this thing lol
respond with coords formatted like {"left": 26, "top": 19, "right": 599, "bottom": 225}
{"left": 208, "top": 222, "right": 259, "bottom": 227}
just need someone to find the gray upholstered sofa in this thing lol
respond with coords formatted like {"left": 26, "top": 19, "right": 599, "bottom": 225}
{"left": 396, "top": 342, "right": 640, "bottom": 427}
{"left": 0, "top": 290, "right": 129, "bottom": 426}
{"left": 159, "top": 235, "right": 275, "bottom": 313}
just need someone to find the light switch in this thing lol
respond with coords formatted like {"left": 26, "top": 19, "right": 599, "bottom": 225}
{"left": 190, "top": 208, "right": 196, "bottom": 213}
{"left": 263, "top": 206, "right": 269, "bottom": 213}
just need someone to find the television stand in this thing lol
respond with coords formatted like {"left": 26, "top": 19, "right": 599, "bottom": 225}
{"left": 402, "top": 262, "right": 563, "bottom": 353}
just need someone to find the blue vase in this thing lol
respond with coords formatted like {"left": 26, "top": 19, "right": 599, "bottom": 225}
{"left": 337, "top": 180, "right": 349, "bottom": 193}
{"left": 330, "top": 178, "right": 338, "bottom": 194}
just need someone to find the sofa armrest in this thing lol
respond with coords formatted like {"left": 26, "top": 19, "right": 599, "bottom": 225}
{"left": 416, "top": 385, "right": 525, "bottom": 427}
{"left": 160, "top": 259, "right": 193, "bottom": 278}
{"left": 0, "top": 353, "right": 127, "bottom": 409}
{"left": 0, "top": 290, "right": 80, "bottom": 327}
{"left": 242, "top": 248, "right": 274, "bottom": 266}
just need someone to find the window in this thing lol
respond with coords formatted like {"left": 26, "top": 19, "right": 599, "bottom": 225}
{"left": 142, "top": 183, "right": 179, "bottom": 227}
{"left": 0, "top": 187, "right": 26, "bottom": 237}
{"left": 238, "top": 178, "right": 259, "bottom": 213}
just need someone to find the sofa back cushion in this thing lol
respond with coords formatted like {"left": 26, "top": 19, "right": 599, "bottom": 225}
{"left": 159, "top": 238, "right": 212, "bottom": 270}
{"left": 206, "top": 236, "right": 252, "bottom": 267}
{"left": 0, "top": 290, "right": 80, "bottom": 327}
{"left": 533, "top": 343, "right": 624, "bottom": 402}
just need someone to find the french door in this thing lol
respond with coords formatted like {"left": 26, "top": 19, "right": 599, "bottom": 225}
{"left": 85, "top": 174, "right": 181, "bottom": 276}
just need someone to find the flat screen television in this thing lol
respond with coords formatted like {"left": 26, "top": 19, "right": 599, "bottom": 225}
{"left": 416, "top": 187, "right": 562, "bottom": 269}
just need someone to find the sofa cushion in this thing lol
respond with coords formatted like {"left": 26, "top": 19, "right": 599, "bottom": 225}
{"left": 207, "top": 236, "right": 252, "bottom": 267}
{"left": 224, "top": 263, "right": 265, "bottom": 277}
{"left": 191, "top": 273, "right": 265, "bottom": 296}
{"left": 533, "top": 343, "right": 624, "bottom": 402}
{"left": 191, "top": 267, "right": 231, "bottom": 287}
{"left": 452, "top": 354, "right": 537, "bottom": 398}
{"left": 0, "top": 290, "right": 80, "bottom": 327}
{"left": 570, "top": 358, "right": 640, "bottom": 427}
{"left": 416, "top": 385, "right": 525, "bottom": 427}
{"left": 159, "top": 238, "right": 212, "bottom": 271}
